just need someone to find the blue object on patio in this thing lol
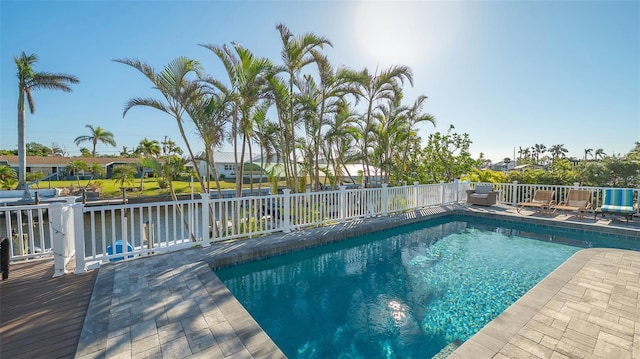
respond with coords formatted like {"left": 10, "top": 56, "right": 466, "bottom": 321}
{"left": 106, "top": 240, "right": 134, "bottom": 262}
{"left": 595, "top": 188, "right": 636, "bottom": 223}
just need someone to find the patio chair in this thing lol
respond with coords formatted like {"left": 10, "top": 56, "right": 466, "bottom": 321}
{"left": 517, "top": 190, "right": 555, "bottom": 214}
{"left": 550, "top": 189, "right": 592, "bottom": 219}
{"left": 594, "top": 188, "right": 637, "bottom": 223}
{"left": 466, "top": 184, "right": 497, "bottom": 206}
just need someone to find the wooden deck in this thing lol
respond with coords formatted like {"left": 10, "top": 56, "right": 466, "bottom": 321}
{"left": 0, "top": 259, "right": 97, "bottom": 359}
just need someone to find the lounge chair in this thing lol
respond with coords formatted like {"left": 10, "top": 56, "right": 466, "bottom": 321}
{"left": 550, "top": 189, "right": 592, "bottom": 218}
{"left": 517, "top": 190, "right": 555, "bottom": 214}
{"left": 466, "top": 184, "right": 497, "bottom": 206}
{"left": 594, "top": 188, "right": 637, "bottom": 223}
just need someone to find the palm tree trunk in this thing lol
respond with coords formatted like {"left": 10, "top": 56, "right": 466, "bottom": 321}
{"left": 17, "top": 109, "right": 26, "bottom": 189}
{"left": 174, "top": 114, "right": 205, "bottom": 194}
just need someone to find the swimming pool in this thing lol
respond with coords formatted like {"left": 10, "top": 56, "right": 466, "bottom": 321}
{"left": 215, "top": 216, "right": 637, "bottom": 358}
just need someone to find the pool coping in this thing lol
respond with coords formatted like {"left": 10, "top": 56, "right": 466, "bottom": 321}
{"left": 75, "top": 204, "right": 640, "bottom": 358}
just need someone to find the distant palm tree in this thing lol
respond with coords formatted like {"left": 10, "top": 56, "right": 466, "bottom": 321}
{"left": 135, "top": 138, "right": 161, "bottom": 190}
{"left": 66, "top": 160, "right": 89, "bottom": 186}
{"left": 15, "top": 52, "right": 79, "bottom": 189}
{"left": 136, "top": 138, "right": 161, "bottom": 158}
{"left": 74, "top": 124, "right": 117, "bottom": 157}
{"left": 119, "top": 146, "right": 132, "bottom": 158}
{"left": 111, "top": 164, "right": 137, "bottom": 189}
{"left": 549, "top": 144, "right": 568, "bottom": 161}
{"left": 594, "top": 148, "right": 606, "bottom": 160}
{"left": 584, "top": 148, "right": 593, "bottom": 160}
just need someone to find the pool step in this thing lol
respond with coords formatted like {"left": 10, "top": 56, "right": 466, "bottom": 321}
{"left": 432, "top": 340, "right": 463, "bottom": 359}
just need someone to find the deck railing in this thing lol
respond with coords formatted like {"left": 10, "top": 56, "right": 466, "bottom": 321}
{"left": 2, "top": 181, "right": 638, "bottom": 276}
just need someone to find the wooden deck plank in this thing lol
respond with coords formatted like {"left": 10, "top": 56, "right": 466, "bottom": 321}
{"left": 0, "top": 259, "right": 98, "bottom": 359}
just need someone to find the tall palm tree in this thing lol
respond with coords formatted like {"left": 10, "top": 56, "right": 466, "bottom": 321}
{"left": 15, "top": 52, "right": 79, "bottom": 189}
{"left": 200, "top": 42, "right": 274, "bottom": 196}
{"left": 304, "top": 55, "right": 353, "bottom": 190}
{"left": 273, "top": 23, "right": 332, "bottom": 191}
{"left": 187, "top": 88, "right": 229, "bottom": 196}
{"left": 398, "top": 95, "right": 435, "bottom": 178}
{"left": 73, "top": 124, "right": 117, "bottom": 157}
{"left": 351, "top": 65, "right": 413, "bottom": 186}
{"left": 324, "top": 100, "right": 361, "bottom": 186}
{"left": 594, "top": 148, "right": 606, "bottom": 160}
{"left": 113, "top": 57, "right": 207, "bottom": 193}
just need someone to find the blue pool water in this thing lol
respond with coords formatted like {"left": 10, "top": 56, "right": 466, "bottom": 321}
{"left": 216, "top": 217, "right": 634, "bottom": 358}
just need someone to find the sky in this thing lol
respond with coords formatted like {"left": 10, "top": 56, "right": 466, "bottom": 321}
{"left": 1, "top": 0, "right": 639, "bottom": 164}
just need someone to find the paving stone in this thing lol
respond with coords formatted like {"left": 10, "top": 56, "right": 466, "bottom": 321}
{"left": 186, "top": 328, "right": 217, "bottom": 353}
{"left": 593, "top": 337, "right": 632, "bottom": 359}
{"left": 160, "top": 335, "right": 191, "bottom": 358}
{"left": 132, "top": 333, "right": 160, "bottom": 356}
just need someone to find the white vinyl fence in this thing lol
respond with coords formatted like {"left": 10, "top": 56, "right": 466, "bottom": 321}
{"left": 2, "top": 181, "right": 638, "bottom": 276}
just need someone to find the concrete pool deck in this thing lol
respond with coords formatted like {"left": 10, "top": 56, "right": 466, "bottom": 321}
{"left": 74, "top": 204, "right": 640, "bottom": 358}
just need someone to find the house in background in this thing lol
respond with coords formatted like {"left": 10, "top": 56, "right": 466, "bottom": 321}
{"left": 192, "top": 152, "right": 266, "bottom": 180}
{"left": 0, "top": 155, "right": 142, "bottom": 180}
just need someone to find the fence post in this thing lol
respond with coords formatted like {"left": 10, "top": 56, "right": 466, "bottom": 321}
{"left": 49, "top": 202, "right": 67, "bottom": 277}
{"left": 283, "top": 189, "right": 291, "bottom": 233}
{"left": 511, "top": 181, "right": 519, "bottom": 206}
{"left": 381, "top": 184, "right": 389, "bottom": 216}
{"left": 414, "top": 182, "right": 420, "bottom": 209}
{"left": 72, "top": 202, "right": 86, "bottom": 274}
{"left": 454, "top": 179, "right": 460, "bottom": 203}
{"left": 339, "top": 186, "right": 347, "bottom": 223}
{"left": 440, "top": 181, "right": 446, "bottom": 204}
{"left": 199, "top": 193, "right": 211, "bottom": 246}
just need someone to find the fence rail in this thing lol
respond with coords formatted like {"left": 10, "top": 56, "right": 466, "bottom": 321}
{"left": 2, "top": 181, "right": 639, "bottom": 276}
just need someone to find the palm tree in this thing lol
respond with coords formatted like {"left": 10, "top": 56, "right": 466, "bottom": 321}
{"left": 113, "top": 57, "right": 207, "bottom": 193}
{"left": 351, "top": 65, "right": 413, "bottom": 186}
{"left": 273, "top": 23, "right": 332, "bottom": 191}
{"left": 200, "top": 42, "right": 274, "bottom": 196}
{"left": 15, "top": 52, "right": 79, "bottom": 189}
{"left": 136, "top": 138, "right": 161, "bottom": 158}
{"left": 119, "top": 146, "right": 132, "bottom": 158}
{"left": 549, "top": 144, "right": 568, "bottom": 161}
{"left": 111, "top": 164, "right": 137, "bottom": 189}
{"left": 398, "top": 95, "right": 435, "bottom": 179}
{"left": 73, "top": 124, "right": 117, "bottom": 157}
{"left": 584, "top": 148, "right": 593, "bottom": 161}
{"left": 532, "top": 144, "right": 547, "bottom": 163}
{"left": 594, "top": 148, "right": 606, "bottom": 160}
{"left": 324, "top": 100, "right": 361, "bottom": 186}
{"left": 135, "top": 138, "right": 161, "bottom": 190}
{"left": 66, "top": 160, "right": 89, "bottom": 186}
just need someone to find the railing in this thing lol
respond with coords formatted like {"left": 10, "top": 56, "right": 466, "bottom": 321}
{"left": 0, "top": 203, "right": 54, "bottom": 261}
{"left": 2, "top": 180, "right": 639, "bottom": 277}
